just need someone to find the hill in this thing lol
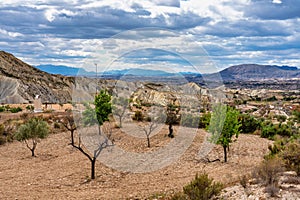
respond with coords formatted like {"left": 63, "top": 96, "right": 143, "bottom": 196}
{"left": 35, "top": 64, "right": 93, "bottom": 76}
{"left": 218, "top": 64, "right": 300, "bottom": 81}
{"left": 0, "top": 51, "right": 73, "bottom": 103}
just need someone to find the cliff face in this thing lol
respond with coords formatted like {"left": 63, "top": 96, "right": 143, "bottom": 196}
{"left": 0, "top": 51, "right": 74, "bottom": 103}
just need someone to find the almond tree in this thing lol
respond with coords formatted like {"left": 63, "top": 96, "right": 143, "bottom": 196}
{"left": 142, "top": 120, "right": 158, "bottom": 148}
{"left": 112, "top": 96, "right": 129, "bottom": 128}
{"left": 58, "top": 110, "right": 76, "bottom": 146}
{"left": 14, "top": 118, "right": 49, "bottom": 157}
{"left": 74, "top": 90, "right": 113, "bottom": 179}
{"left": 209, "top": 104, "right": 241, "bottom": 162}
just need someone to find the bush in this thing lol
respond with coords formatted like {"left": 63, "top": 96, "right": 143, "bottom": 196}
{"left": 171, "top": 192, "right": 188, "bottom": 200}
{"left": 0, "top": 106, "right": 5, "bottom": 112}
{"left": 199, "top": 113, "right": 211, "bottom": 129}
{"left": 181, "top": 114, "right": 199, "bottom": 128}
{"left": 238, "top": 114, "right": 261, "bottom": 134}
{"left": 180, "top": 173, "right": 223, "bottom": 200}
{"left": 9, "top": 107, "right": 22, "bottom": 113}
{"left": 265, "top": 183, "right": 279, "bottom": 197}
{"left": 132, "top": 110, "right": 144, "bottom": 121}
{"left": 26, "top": 105, "right": 34, "bottom": 111}
{"left": 252, "top": 157, "right": 285, "bottom": 186}
{"left": 281, "top": 142, "right": 300, "bottom": 176}
{"left": 261, "top": 121, "right": 277, "bottom": 139}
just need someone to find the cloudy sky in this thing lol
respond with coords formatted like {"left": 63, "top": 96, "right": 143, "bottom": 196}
{"left": 0, "top": 0, "right": 299, "bottom": 73}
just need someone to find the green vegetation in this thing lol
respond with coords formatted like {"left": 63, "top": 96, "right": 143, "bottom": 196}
{"left": 0, "top": 105, "right": 22, "bottom": 113}
{"left": 238, "top": 113, "right": 261, "bottom": 134}
{"left": 209, "top": 104, "right": 241, "bottom": 162}
{"left": 14, "top": 118, "right": 49, "bottom": 156}
{"left": 76, "top": 90, "right": 113, "bottom": 179}
{"left": 172, "top": 172, "right": 223, "bottom": 200}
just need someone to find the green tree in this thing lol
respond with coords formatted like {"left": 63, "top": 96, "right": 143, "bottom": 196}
{"left": 209, "top": 104, "right": 241, "bottom": 162}
{"left": 14, "top": 118, "right": 49, "bottom": 156}
{"left": 94, "top": 90, "right": 112, "bottom": 126}
{"left": 76, "top": 90, "right": 113, "bottom": 179}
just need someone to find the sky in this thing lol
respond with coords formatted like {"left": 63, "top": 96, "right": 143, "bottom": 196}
{"left": 0, "top": 0, "right": 299, "bottom": 73}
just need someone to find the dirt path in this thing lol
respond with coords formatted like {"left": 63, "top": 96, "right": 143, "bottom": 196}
{"left": 0, "top": 127, "right": 272, "bottom": 199}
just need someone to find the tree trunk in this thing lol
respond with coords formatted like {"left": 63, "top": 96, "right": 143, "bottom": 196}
{"left": 71, "top": 130, "right": 74, "bottom": 146}
{"left": 223, "top": 146, "right": 227, "bottom": 162}
{"left": 31, "top": 148, "right": 35, "bottom": 157}
{"left": 91, "top": 158, "right": 96, "bottom": 179}
{"left": 31, "top": 139, "right": 37, "bottom": 157}
{"left": 147, "top": 136, "right": 150, "bottom": 148}
{"left": 168, "top": 124, "right": 174, "bottom": 138}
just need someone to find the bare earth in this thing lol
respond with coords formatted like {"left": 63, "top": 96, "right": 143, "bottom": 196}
{"left": 0, "top": 126, "right": 272, "bottom": 200}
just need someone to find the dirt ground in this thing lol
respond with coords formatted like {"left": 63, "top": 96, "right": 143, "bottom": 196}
{"left": 0, "top": 124, "right": 272, "bottom": 200}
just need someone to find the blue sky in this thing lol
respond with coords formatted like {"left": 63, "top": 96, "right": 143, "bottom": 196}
{"left": 0, "top": 0, "right": 299, "bottom": 73}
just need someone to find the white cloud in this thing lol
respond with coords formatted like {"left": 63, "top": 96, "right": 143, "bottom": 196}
{"left": 0, "top": 0, "right": 299, "bottom": 71}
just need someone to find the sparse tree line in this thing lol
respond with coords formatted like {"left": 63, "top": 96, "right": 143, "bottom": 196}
{"left": 0, "top": 89, "right": 299, "bottom": 186}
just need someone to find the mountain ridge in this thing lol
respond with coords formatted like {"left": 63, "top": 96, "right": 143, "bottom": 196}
{"left": 35, "top": 63, "right": 300, "bottom": 80}
{"left": 1, "top": 50, "right": 300, "bottom": 103}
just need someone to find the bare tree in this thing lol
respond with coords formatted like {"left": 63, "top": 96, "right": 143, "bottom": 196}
{"left": 58, "top": 110, "right": 76, "bottom": 146}
{"left": 142, "top": 120, "right": 158, "bottom": 148}
{"left": 112, "top": 97, "right": 129, "bottom": 128}
{"left": 71, "top": 122, "right": 114, "bottom": 179}
{"left": 141, "top": 106, "right": 165, "bottom": 148}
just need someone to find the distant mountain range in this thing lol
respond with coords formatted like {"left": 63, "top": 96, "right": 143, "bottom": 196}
{"left": 35, "top": 65, "right": 177, "bottom": 77}
{"left": 36, "top": 63, "right": 300, "bottom": 81}
{"left": 1, "top": 50, "right": 300, "bottom": 103}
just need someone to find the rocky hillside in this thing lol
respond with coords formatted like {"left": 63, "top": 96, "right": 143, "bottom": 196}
{"left": 218, "top": 64, "right": 300, "bottom": 81}
{"left": 0, "top": 51, "right": 74, "bottom": 103}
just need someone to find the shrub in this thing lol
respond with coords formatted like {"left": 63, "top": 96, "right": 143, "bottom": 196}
{"left": 281, "top": 142, "right": 300, "bottom": 176}
{"left": 54, "top": 122, "right": 61, "bottom": 129}
{"left": 199, "top": 113, "right": 211, "bottom": 129}
{"left": 252, "top": 157, "right": 285, "bottom": 186}
{"left": 171, "top": 192, "right": 188, "bottom": 200}
{"left": 238, "top": 114, "right": 261, "bottom": 134}
{"left": 274, "top": 115, "right": 287, "bottom": 123}
{"left": 182, "top": 173, "right": 223, "bottom": 200}
{"left": 181, "top": 114, "right": 199, "bottom": 128}
{"left": 26, "top": 105, "right": 34, "bottom": 111}
{"left": 9, "top": 107, "right": 22, "bottom": 113}
{"left": 265, "top": 183, "right": 279, "bottom": 197}
{"left": 132, "top": 110, "right": 144, "bottom": 121}
{"left": 261, "top": 121, "right": 277, "bottom": 139}
{"left": 0, "top": 106, "right": 5, "bottom": 112}
{"left": 239, "top": 174, "right": 249, "bottom": 188}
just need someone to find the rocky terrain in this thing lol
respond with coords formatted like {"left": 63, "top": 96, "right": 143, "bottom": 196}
{"left": 0, "top": 51, "right": 74, "bottom": 103}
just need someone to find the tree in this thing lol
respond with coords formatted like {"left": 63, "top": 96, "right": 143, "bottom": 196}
{"left": 14, "top": 118, "right": 49, "bottom": 156}
{"left": 71, "top": 123, "right": 113, "bottom": 180}
{"left": 166, "top": 103, "right": 179, "bottom": 138}
{"left": 142, "top": 120, "right": 158, "bottom": 148}
{"left": 209, "top": 104, "right": 241, "bottom": 162}
{"left": 112, "top": 97, "right": 129, "bottom": 128}
{"left": 94, "top": 90, "right": 112, "bottom": 126}
{"left": 75, "top": 90, "right": 113, "bottom": 179}
{"left": 141, "top": 106, "right": 165, "bottom": 148}
{"left": 59, "top": 110, "right": 77, "bottom": 146}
